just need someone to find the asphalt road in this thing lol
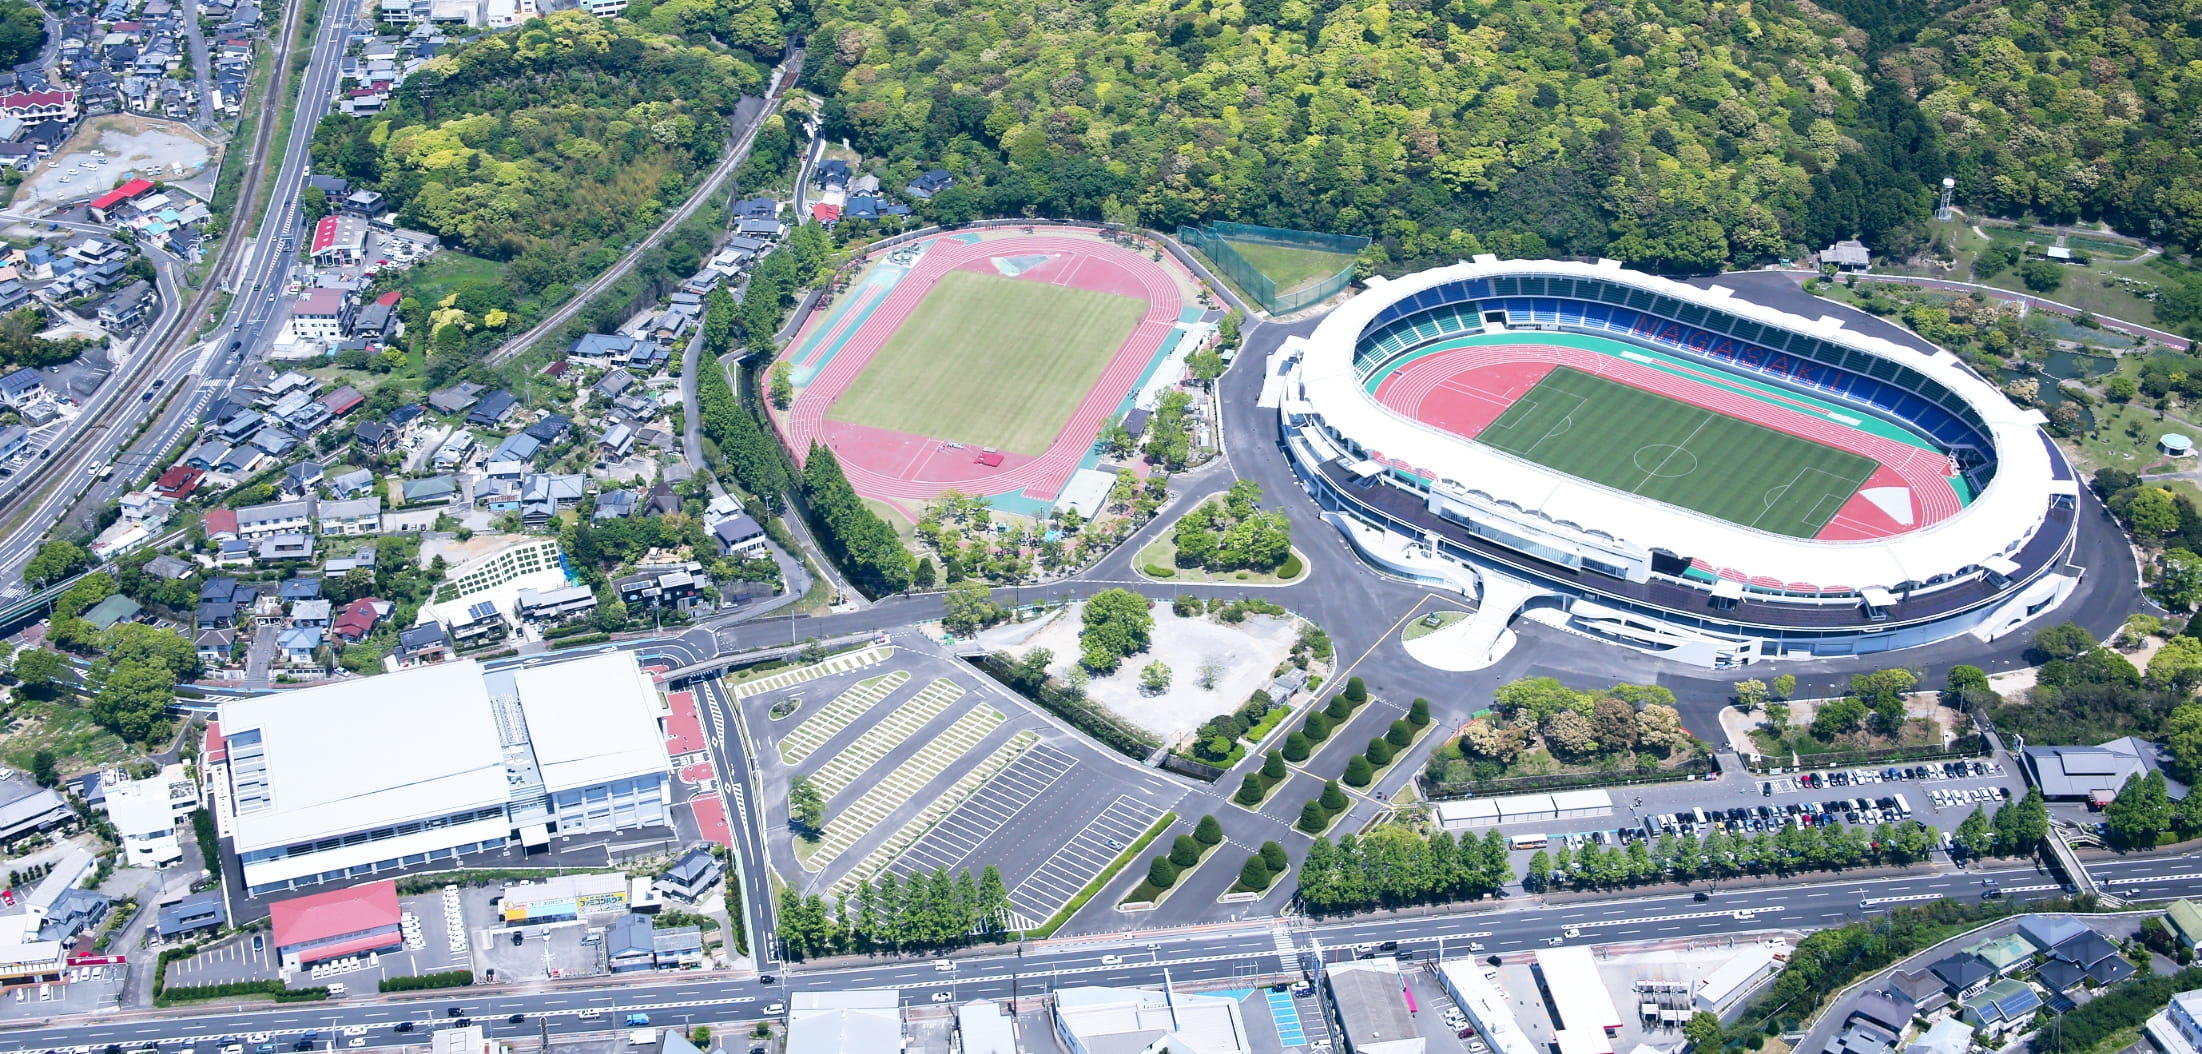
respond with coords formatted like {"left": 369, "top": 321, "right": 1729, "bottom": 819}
{"left": 1, "top": 853, "right": 2191, "bottom": 1052}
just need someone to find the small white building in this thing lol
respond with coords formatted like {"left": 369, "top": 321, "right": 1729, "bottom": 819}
{"left": 100, "top": 764, "right": 197, "bottom": 868}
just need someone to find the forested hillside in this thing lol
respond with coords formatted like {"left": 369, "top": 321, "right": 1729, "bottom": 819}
{"left": 310, "top": 13, "right": 764, "bottom": 293}
{"left": 803, "top": 0, "right": 2202, "bottom": 273}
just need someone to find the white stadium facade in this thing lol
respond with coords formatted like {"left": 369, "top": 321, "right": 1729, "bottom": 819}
{"left": 1274, "top": 257, "right": 2080, "bottom": 668}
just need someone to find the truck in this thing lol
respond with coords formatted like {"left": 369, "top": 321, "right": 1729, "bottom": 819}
{"left": 623, "top": 1014, "right": 650, "bottom": 1027}
{"left": 628, "top": 1032, "right": 656, "bottom": 1047}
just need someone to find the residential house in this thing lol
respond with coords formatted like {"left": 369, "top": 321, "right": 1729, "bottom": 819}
{"left": 433, "top": 430, "right": 475, "bottom": 468}
{"left": 392, "top": 623, "right": 450, "bottom": 666}
{"left": 0, "top": 366, "right": 41, "bottom": 408}
{"left": 309, "top": 213, "right": 369, "bottom": 266}
{"left": 290, "top": 598, "right": 332, "bottom": 627}
{"left": 156, "top": 890, "right": 228, "bottom": 940}
{"left": 322, "top": 386, "right": 365, "bottom": 417}
{"left": 330, "top": 598, "right": 388, "bottom": 643}
{"left": 281, "top": 460, "right": 326, "bottom": 499}
{"left": 617, "top": 563, "right": 705, "bottom": 612}
{"left": 258, "top": 534, "right": 316, "bottom": 562}
{"left": 712, "top": 514, "right": 767, "bottom": 555}
{"left": 525, "top": 414, "right": 572, "bottom": 445}
{"left": 515, "top": 584, "right": 596, "bottom": 622}
{"left": 427, "top": 381, "right": 484, "bottom": 414}
{"left": 570, "top": 333, "right": 634, "bottom": 366}
{"left": 655, "top": 847, "right": 722, "bottom": 902}
{"left": 594, "top": 368, "right": 634, "bottom": 400}
{"left": 467, "top": 390, "right": 518, "bottom": 427}
{"left": 905, "top": 168, "right": 954, "bottom": 199}
{"left": 153, "top": 465, "right": 204, "bottom": 499}
{"left": 329, "top": 468, "right": 376, "bottom": 498}
{"left": 354, "top": 420, "right": 396, "bottom": 453}
{"left": 96, "top": 280, "right": 154, "bottom": 330}
{"left": 319, "top": 496, "right": 382, "bottom": 535}
{"left": 290, "top": 289, "right": 351, "bottom": 341}
{"left": 399, "top": 474, "right": 457, "bottom": 505}
{"left": 236, "top": 498, "right": 315, "bottom": 537}
{"left": 276, "top": 625, "right": 323, "bottom": 665}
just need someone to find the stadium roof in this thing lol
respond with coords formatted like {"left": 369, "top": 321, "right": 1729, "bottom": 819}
{"left": 1293, "top": 257, "right": 2062, "bottom": 590}
{"left": 218, "top": 661, "right": 508, "bottom": 854}
{"left": 509, "top": 652, "right": 670, "bottom": 794}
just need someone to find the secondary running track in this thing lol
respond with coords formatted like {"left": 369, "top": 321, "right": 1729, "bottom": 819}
{"left": 1373, "top": 340, "right": 1967, "bottom": 541}
{"left": 780, "top": 234, "right": 1186, "bottom": 513}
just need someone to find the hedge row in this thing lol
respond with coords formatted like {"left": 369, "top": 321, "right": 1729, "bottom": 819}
{"left": 379, "top": 970, "right": 474, "bottom": 993}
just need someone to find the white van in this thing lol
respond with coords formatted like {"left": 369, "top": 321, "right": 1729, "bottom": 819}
{"left": 932, "top": 959, "right": 954, "bottom": 972}
{"left": 577, "top": 1010, "right": 601, "bottom": 1021}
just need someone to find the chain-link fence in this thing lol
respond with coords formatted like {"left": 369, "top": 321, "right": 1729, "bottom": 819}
{"left": 1178, "top": 222, "right": 1367, "bottom": 315}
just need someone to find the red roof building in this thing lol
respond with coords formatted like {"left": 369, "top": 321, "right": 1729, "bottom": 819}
{"left": 374, "top": 290, "right": 402, "bottom": 307}
{"left": 154, "top": 465, "right": 204, "bottom": 499}
{"left": 330, "top": 598, "right": 384, "bottom": 643}
{"left": 322, "top": 386, "right": 364, "bottom": 416}
{"left": 88, "top": 178, "right": 155, "bottom": 220}
{"left": 203, "top": 508, "right": 239, "bottom": 539}
{"left": 810, "top": 202, "right": 840, "bottom": 222}
{"left": 269, "top": 879, "right": 402, "bottom": 968}
{"left": 203, "top": 721, "right": 226, "bottom": 765}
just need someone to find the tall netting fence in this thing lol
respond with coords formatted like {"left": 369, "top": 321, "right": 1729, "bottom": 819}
{"left": 1178, "top": 222, "right": 1369, "bottom": 315}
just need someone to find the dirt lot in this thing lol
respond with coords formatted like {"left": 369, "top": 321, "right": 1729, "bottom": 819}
{"left": 12, "top": 116, "right": 218, "bottom": 213}
{"left": 1003, "top": 605, "right": 1299, "bottom": 745}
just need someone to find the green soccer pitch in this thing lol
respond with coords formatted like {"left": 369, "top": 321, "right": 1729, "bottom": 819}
{"left": 825, "top": 269, "right": 1149, "bottom": 456}
{"left": 1475, "top": 366, "right": 1878, "bottom": 538}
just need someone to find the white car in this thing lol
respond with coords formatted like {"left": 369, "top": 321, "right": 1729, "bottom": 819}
{"left": 930, "top": 992, "right": 953, "bottom": 1003}
{"left": 1100, "top": 955, "right": 1121, "bottom": 965}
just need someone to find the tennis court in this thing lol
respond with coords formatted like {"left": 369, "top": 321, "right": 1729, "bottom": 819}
{"left": 825, "top": 268, "right": 1149, "bottom": 456}
{"left": 1478, "top": 367, "right": 1878, "bottom": 538}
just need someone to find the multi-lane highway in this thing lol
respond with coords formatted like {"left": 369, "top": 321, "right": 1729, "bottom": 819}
{"left": 0, "top": 0, "right": 358, "bottom": 584}
{"left": 0, "top": 854, "right": 2187, "bottom": 1052}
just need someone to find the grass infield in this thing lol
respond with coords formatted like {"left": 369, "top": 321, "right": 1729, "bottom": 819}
{"left": 1477, "top": 366, "right": 1876, "bottom": 538}
{"left": 826, "top": 268, "right": 1147, "bottom": 455}
{"left": 1222, "top": 239, "right": 1355, "bottom": 296}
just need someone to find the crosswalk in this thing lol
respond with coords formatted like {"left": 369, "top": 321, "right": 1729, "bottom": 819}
{"left": 733, "top": 645, "right": 894, "bottom": 699}
{"left": 1271, "top": 926, "right": 1299, "bottom": 971}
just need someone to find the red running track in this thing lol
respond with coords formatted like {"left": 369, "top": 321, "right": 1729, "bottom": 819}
{"left": 1373, "top": 343, "right": 1964, "bottom": 541}
{"left": 780, "top": 236, "right": 1183, "bottom": 506}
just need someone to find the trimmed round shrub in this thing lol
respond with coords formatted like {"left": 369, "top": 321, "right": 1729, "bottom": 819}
{"left": 1235, "top": 775, "right": 1265, "bottom": 806}
{"left": 1366, "top": 738, "right": 1394, "bottom": 766}
{"left": 1343, "top": 755, "right": 1374, "bottom": 787}
{"left": 1409, "top": 698, "right": 1431, "bottom": 726}
{"left": 1277, "top": 553, "right": 1304, "bottom": 579}
{"left": 1262, "top": 750, "right": 1288, "bottom": 781}
{"left": 1238, "top": 857, "right": 1272, "bottom": 890}
{"left": 1297, "top": 800, "right": 1329, "bottom": 833}
{"left": 1170, "top": 834, "right": 1203, "bottom": 868}
{"left": 1344, "top": 676, "right": 1368, "bottom": 704}
{"left": 1325, "top": 695, "right": 1351, "bottom": 722}
{"left": 1194, "top": 815, "right": 1224, "bottom": 846}
{"left": 1303, "top": 711, "right": 1333, "bottom": 742}
{"left": 1147, "top": 855, "right": 1179, "bottom": 890}
{"left": 1260, "top": 840, "right": 1289, "bottom": 872}
{"left": 1387, "top": 719, "right": 1414, "bottom": 748}
{"left": 1282, "top": 731, "right": 1312, "bottom": 762}
{"left": 1320, "top": 779, "right": 1347, "bottom": 812}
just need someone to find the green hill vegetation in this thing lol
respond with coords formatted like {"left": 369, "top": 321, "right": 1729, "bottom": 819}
{"left": 804, "top": 0, "right": 2202, "bottom": 279}
{"left": 309, "top": 12, "right": 765, "bottom": 351}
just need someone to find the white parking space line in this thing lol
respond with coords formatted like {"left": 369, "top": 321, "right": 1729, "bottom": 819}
{"left": 1006, "top": 796, "right": 1170, "bottom": 929}
{"left": 893, "top": 745, "right": 1077, "bottom": 876}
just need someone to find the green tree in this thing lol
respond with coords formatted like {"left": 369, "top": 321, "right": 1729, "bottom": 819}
{"left": 1320, "top": 779, "right": 1347, "bottom": 812}
{"left": 788, "top": 776, "right": 825, "bottom": 834}
{"left": 1140, "top": 659, "right": 1173, "bottom": 693}
{"left": 1343, "top": 754, "right": 1374, "bottom": 787}
{"left": 1386, "top": 719, "right": 1415, "bottom": 748}
{"left": 1953, "top": 806, "right": 1994, "bottom": 858}
{"left": 1262, "top": 750, "right": 1287, "bottom": 780}
{"left": 1364, "top": 738, "right": 1393, "bottom": 766}
{"left": 1772, "top": 673, "right": 1797, "bottom": 699}
{"left": 1297, "top": 799, "right": 1329, "bottom": 833}
{"left": 1169, "top": 833, "right": 1203, "bottom": 868}
{"left": 1234, "top": 774, "right": 1265, "bottom": 805}
{"left": 1684, "top": 1011, "right": 1722, "bottom": 1051}
{"left": 1303, "top": 711, "right": 1333, "bottom": 742}
{"left": 1282, "top": 731, "right": 1311, "bottom": 762}
{"left": 1733, "top": 678, "right": 1769, "bottom": 710}
{"left": 2105, "top": 771, "right": 2172, "bottom": 850}
{"left": 1194, "top": 814, "right": 1223, "bottom": 846}
{"left": 1079, "top": 589, "right": 1154, "bottom": 672}
{"left": 1991, "top": 789, "right": 2049, "bottom": 856}
{"left": 768, "top": 361, "right": 794, "bottom": 408}
{"left": 2169, "top": 701, "right": 2202, "bottom": 785}
{"left": 2158, "top": 549, "right": 2202, "bottom": 612}
{"left": 11, "top": 648, "right": 65, "bottom": 696}
{"left": 89, "top": 661, "right": 174, "bottom": 742}
{"left": 2151, "top": 636, "right": 2202, "bottom": 693}
{"left": 942, "top": 579, "right": 1001, "bottom": 635}
{"left": 1343, "top": 676, "right": 1367, "bottom": 704}
{"left": 1187, "top": 347, "right": 1226, "bottom": 388}
{"left": 2018, "top": 258, "right": 2065, "bottom": 293}
{"left": 28, "top": 749, "right": 56, "bottom": 787}
{"left": 23, "top": 540, "right": 91, "bottom": 586}
{"left": 1146, "top": 855, "right": 1179, "bottom": 889}
{"left": 1408, "top": 698, "right": 1430, "bottom": 726}
{"left": 1237, "top": 855, "right": 1271, "bottom": 890}
{"left": 1260, "top": 840, "right": 1288, "bottom": 874}
{"left": 2030, "top": 621, "right": 2098, "bottom": 662}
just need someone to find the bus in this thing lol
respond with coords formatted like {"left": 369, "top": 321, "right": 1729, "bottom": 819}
{"left": 1509, "top": 833, "right": 1548, "bottom": 851}
{"left": 1893, "top": 793, "right": 1912, "bottom": 817}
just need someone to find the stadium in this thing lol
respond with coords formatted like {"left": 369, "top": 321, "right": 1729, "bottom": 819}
{"left": 1275, "top": 257, "right": 2081, "bottom": 667}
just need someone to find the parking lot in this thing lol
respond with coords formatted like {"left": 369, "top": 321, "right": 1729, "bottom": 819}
{"left": 1000, "top": 795, "right": 1175, "bottom": 930}
{"left": 746, "top": 648, "right": 1191, "bottom": 935}
{"left": 0, "top": 964, "right": 126, "bottom": 1021}
{"left": 162, "top": 890, "right": 472, "bottom": 995}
